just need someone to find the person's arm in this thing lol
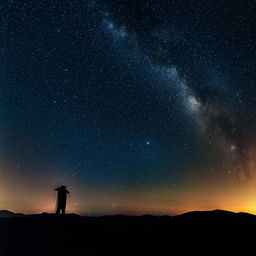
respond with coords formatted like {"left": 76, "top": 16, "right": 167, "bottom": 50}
{"left": 55, "top": 187, "right": 59, "bottom": 191}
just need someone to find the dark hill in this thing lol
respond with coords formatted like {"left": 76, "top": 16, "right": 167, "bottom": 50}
{"left": 0, "top": 210, "right": 25, "bottom": 218}
{"left": 1, "top": 209, "right": 255, "bottom": 255}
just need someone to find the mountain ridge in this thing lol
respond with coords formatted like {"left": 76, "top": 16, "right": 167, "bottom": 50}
{"left": 0, "top": 208, "right": 255, "bottom": 218}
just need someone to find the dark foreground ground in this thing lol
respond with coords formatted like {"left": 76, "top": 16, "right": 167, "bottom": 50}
{"left": 1, "top": 209, "right": 256, "bottom": 255}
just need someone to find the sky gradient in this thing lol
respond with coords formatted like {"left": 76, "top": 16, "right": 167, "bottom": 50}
{"left": 1, "top": 0, "right": 256, "bottom": 215}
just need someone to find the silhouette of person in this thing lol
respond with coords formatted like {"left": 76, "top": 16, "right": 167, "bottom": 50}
{"left": 55, "top": 185, "right": 69, "bottom": 215}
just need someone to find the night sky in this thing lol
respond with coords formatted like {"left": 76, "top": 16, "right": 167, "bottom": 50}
{"left": 1, "top": 0, "right": 256, "bottom": 215}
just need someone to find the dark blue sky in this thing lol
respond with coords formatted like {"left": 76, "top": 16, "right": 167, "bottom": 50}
{"left": 1, "top": 0, "right": 256, "bottom": 214}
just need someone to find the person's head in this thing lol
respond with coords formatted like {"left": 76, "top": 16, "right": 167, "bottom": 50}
{"left": 60, "top": 185, "right": 67, "bottom": 189}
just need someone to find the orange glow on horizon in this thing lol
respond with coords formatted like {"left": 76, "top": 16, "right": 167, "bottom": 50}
{"left": 1, "top": 165, "right": 256, "bottom": 216}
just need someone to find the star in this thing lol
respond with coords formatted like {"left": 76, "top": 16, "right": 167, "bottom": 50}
{"left": 2, "top": 0, "right": 255, "bottom": 216}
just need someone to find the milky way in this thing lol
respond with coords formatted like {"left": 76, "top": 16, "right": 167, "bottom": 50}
{"left": 94, "top": 0, "right": 256, "bottom": 182}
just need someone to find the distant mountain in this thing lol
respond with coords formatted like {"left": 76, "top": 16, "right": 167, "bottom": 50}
{"left": 176, "top": 209, "right": 236, "bottom": 217}
{"left": 174, "top": 209, "right": 255, "bottom": 219}
{"left": 0, "top": 208, "right": 255, "bottom": 219}
{"left": 0, "top": 210, "right": 25, "bottom": 218}
{"left": 0, "top": 210, "right": 82, "bottom": 218}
